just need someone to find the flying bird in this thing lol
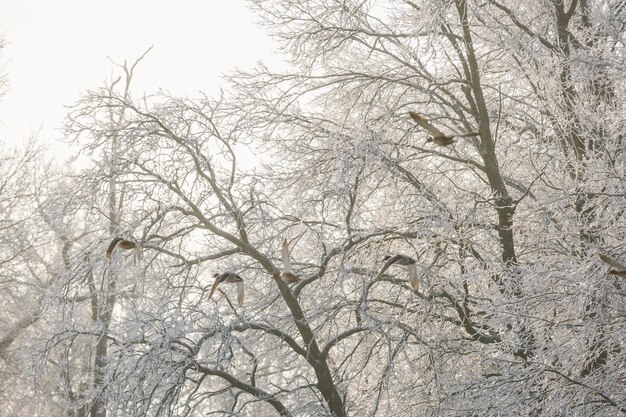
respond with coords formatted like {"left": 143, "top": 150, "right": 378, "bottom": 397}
{"left": 207, "top": 272, "right": 245, "bottom": 306}
{"left": 597, "top": 252, "right": 626, "bottom": 279}
{"left": 377, "top": 254, "right": 419, "bottom": 291}
{"left": 408, "top": 111, "right": 479, "bottom": 146}
{"left": 280, "top": 239, "right": 300, "bottom": 284}
{"left": 105, "top": 237, "right": 139, "bottom": 259}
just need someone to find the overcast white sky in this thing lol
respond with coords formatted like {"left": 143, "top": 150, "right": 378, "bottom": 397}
{"left": 0, "top": 1, "right": 283, "bottom": 153}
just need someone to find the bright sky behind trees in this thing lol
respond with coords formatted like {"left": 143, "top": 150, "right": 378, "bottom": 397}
{"left": 0, "top": 1, "right": 282, "bottom": 152}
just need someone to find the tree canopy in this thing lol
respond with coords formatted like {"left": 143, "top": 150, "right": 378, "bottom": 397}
{"left": 1, "top": 1, "right": 625, "bottom": 416}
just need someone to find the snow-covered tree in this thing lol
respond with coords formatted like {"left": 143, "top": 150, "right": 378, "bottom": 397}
{"left": 10, "top": 1, "right": 626, "bottom": 416}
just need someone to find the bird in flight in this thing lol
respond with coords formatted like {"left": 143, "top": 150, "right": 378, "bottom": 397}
{"left": 207, "top": 272, "right": 245, "bottom": 306}
{"left": 280, "top": 239, "right": 301, "bottom": 284}
{"left": 105, "top": 237, "right": 139, "bottom": 259}
{"left": 597, "top": 252, "right": 626, "bottom": 279}
{"left": 408, "top": 111, "right": 479, "bottom": 146}
{"left": 377, "top": 254, "right": 419, "bottom": 292}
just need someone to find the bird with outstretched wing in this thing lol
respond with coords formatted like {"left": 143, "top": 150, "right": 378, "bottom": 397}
{"left": 377, "top": 254, "right": 419, "bottom": 291}
{"left": 408, "top": 111, "right": 479, "bottom": 146}
{"left": 207, "top": 272, "right": 245, "bottom": 306}
{"left": 280, "top": 239, "right": 300, "bottom": 284}
{"left": 597, "top": 252, "right": 626, "bottom": 279}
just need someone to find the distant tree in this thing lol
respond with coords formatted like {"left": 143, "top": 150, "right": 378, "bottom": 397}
{"left": 0, "top": 36, "right": 71, "bottom": 416}
{"left": 0, "top": 37, "right": 7, "bottom": 101}
{"left": 0, "top": 141, "right": 72, "bottom": 417}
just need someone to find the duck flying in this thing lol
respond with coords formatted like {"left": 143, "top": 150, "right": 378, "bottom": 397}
{"left": 597, "top": 252, "right": 626, "bottom": 279}
{"left": 207, "top": 272, "right": 245, "bottom": 306}
{"left": 280, "top": 239, "right": 300, "bottom": 284}
{"left": 408, "top": 111, "right": 479, "bottom": 146}
{"left": 377, "top": 254, "right": 419, "bottom": 291}
{"left": 105, "top": 237, "right": 138, "bottom": 259}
